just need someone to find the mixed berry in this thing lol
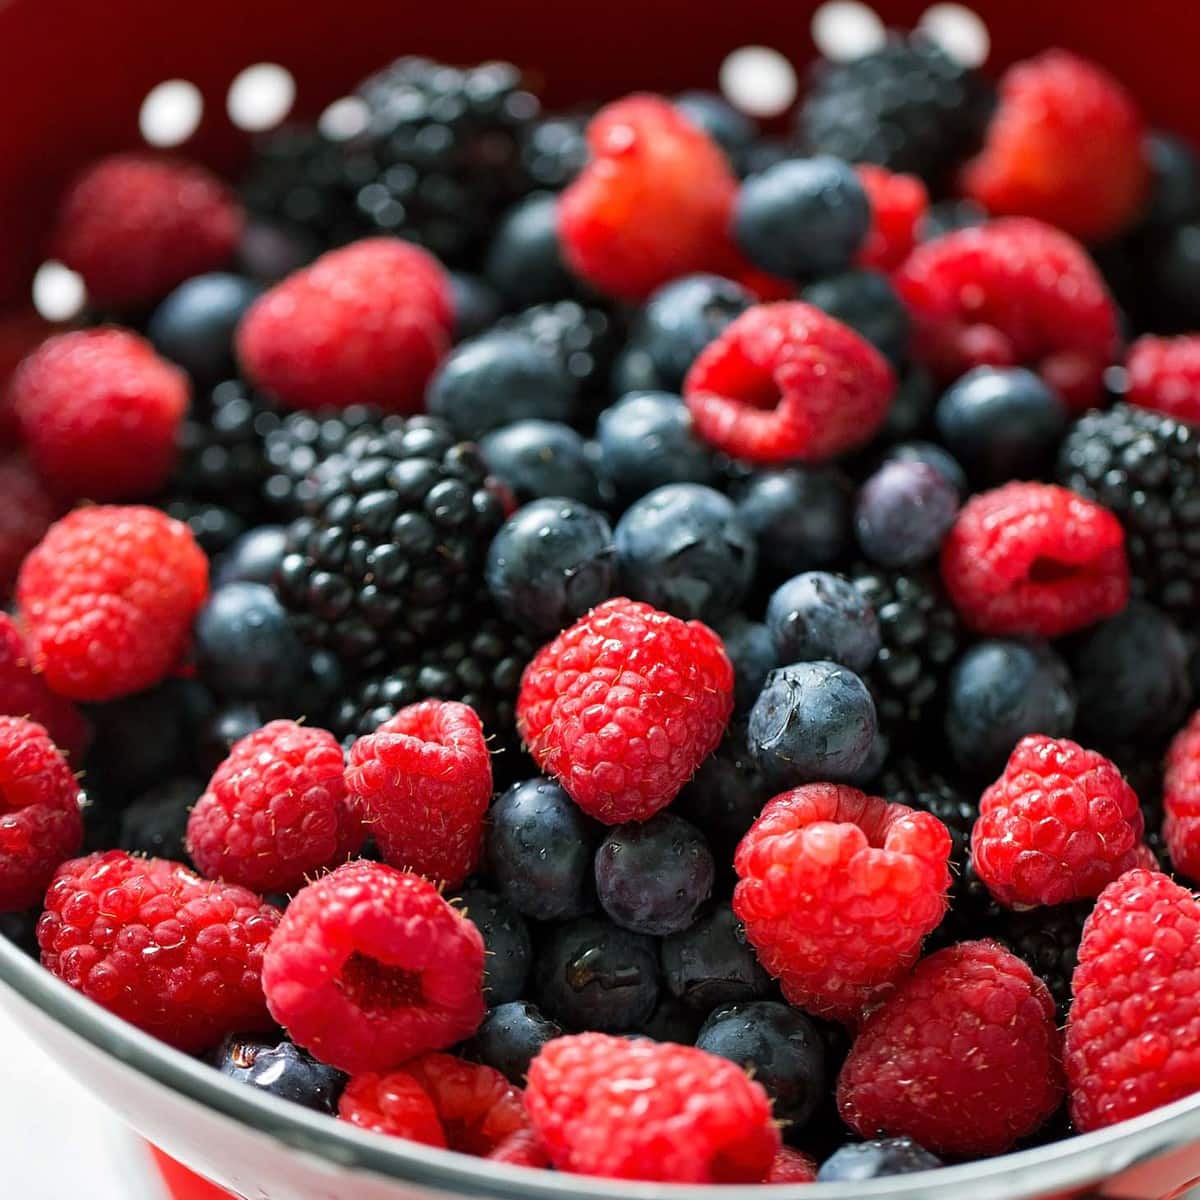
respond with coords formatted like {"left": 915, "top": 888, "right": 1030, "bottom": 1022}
{"left": 7, "top": 26, "right": 1200, "bottom": 1187}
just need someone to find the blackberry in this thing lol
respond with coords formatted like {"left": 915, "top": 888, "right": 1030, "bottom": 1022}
{"left": 1057, "top": 404, "right": 1200, "bottom": 622}
{"left": 850, "top": 567, "right": 962, "bottom": 740}
{"left": 274, "top": 416, "right": 505, "bottom": 673}
{"left": 798, "top": 34, "right": 993, "bottom": 185}
{"left": 989, "top": 903, "right": 1091, "bottom": 1021}
{"left": 331, "top": 610, "right": 535, "bottom": 751}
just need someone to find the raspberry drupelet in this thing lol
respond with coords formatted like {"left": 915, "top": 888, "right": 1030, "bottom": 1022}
{"left": 262, "top": 861, "right": 486, "bottom": 1074}
{"left": 733, "top": 783, "right": 952, "bottom": 1023}
{"left": 0, "top": 614, "right": 88, "bottom": 759}
{"left": 1126, "top": 335, "right": 1200, "bottom": 424}
{"left": 1164, "top": 712, "right": 1200, "bottom": 883}
{"left": 855, "top": 164, "right": 930, "bottom": 273}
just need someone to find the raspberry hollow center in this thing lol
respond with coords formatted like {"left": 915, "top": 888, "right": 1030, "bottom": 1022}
{"left": 1027, "top": 555, "right": 1086, "bottom": 584}
{"left": 336, "top": 952, "right": 424, "bottom": 1013}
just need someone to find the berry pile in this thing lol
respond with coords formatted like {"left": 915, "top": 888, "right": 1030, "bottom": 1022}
{"left": 5, "top": 30, "right": 1200, "bottom": 1190}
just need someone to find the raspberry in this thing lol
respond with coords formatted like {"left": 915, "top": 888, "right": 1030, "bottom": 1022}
{"left": 960, "top": 51, "right": 1148, "bottom": 243}
{"left": 345, "top": 701, "right": 491, "bottom": 888}
{"left": 856, "top": 165, "right": 929, "bottom": 273}
{"left": 1125, "top": 335, "right": 1200, "bottom": 423}
{"left": 0, "top": 311, "right": 54, "bottom": 450}
{"left": 516, "top": 597, "right": 733, "bottom": 824}
{"left": 51, "top": 154, "right": 243, "bottom": 308}
{"left": 488, "top": 1129, "right": 550, "bottom": 1166}
{"left": 768, "top": 1148, "right": 819, "bottom": 1183}
{"left": 16, "top": 506, "right": 209, "bottom": 701}
{"left": 339, "top": 1054, "right": 528, "bottom": 1155}
{"left": 973, "top": 736, "right": 1146, "bottom": 908}
{"left": 683, "top": 302, "right": 895, "bottom": 463}
{"left": 0, "top": 716, "right": 82, "bottom": 912}
{"left": 187, "top": 720, "right": 364, "bottom": 894}
{"left": 37, "top": 850, "right": 280, "bottom": 1052}
{"left": 733, "top": 784, "right": 952, "bottom": 1023}
{"left": 558, "top": 95, "right": 743, "bottom": 301}
{"left": 525, "top": 1033, "right": 780, "bottom": 1182}
{"left": 262, "top": 861, "right": 485, "bottom": 1073}
{"left": 11, "top": 329, "right": 188, "bottom": 501}
{"left": 0, "top": 456, "right": 57, "bottom": 598}
{"left": 1164, "top": 712, "right": 1200, "bottom": 883}
{"left": 940, "top": 482, "right": 1129, "bottom": 638}
{"left": 0, "top": 615, "right": 88, "bottom": 758}
{"left": 894, "top": 219, "right": 1120, "bottom": 412}
{"left": 236, "top": 238, "right": 453, "bottom": 413}
{"left": 1066, "top": 868, "right": 1200, "bottom": 1131}
{"left": 838, "top": 941, "right": 1064, "bottom": 1156}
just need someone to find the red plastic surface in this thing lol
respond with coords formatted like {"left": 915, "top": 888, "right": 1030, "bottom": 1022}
{"left": 148, "top": 1145, "right": 235, "bottom": 1200}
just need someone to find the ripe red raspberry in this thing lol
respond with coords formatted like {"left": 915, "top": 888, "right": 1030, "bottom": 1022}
{"left": 516, "top": 597, "right": 733, "bottom": 824}
{"left": 0, "top": 456, "right": 58, "bottom": 598}
{"left": 262, "top": 861, "right": 485, "bottom": 1074}
{"left": 12, "top": 329, "right": 188, "bottom": 501}
{"left": 237, "top": 238, "right": 453, "bottom": 413}
{"left": 895, "top": 218, "right": 1120, "bottom": 412}
{"left": 839, "top": 940, "right": 1064, "bottom": 1156}
{"left": 1066, "top": 868, "right": 1200, "bottom": 1131}
{"left": 17, "top": 506, "right": 208, "bottom": 701}
{"left": 0, "top": 716, "right": 82, "bottom": 912}
{"left": 683, "top": 301, "right": 895, "bottom": 464}
{"left": 345, "top": 701, "right": 491, "bottom": 888}
{"left": 1125, "top": 335, "right": 1200, "bottom": 423}
{"left": 558, "top": 94, "right": 743, "bottom": 301}
{"left": 339, "top": 1054, "right": 528, "bottom": 1155}
{"left": 488, "top": 1129, "right": 550, "bottom": 1166}
{"left": 973, "top": 736, "right": 1146, "bottom": 908}
{"left": 187, "top": 720, "right": 364, "bottom": 894}
{"left": 0, "top": 311, "right": 55, "bottom": 450}
{"left": 525, "top": 1033, "right": 780, "bottom": 1182}
{"left": 767, "top": 1148, "right": 818, "bottom": 1183}
{"left": 0, "top": 614, "right": 88, "bottom": 758}
{"left": 1164, "top": 712, "right": 1200, "bottom": 883}
{"left": 51, "top": 154, "right": 243, "bottom": 309}
{"left": 960, "top": 51, "right": 1148, "bottom": 243}
{"left": 733, "top": 784, "right": 951, "bottom": 1023}
{"left": 856, "top": 164, "right": 929, "bottom": 273}
{"left": 37, "top": 850, "right": 280, "bottom": 1051}
{"left": 940, "top": 482, "right": 1129, "bottom": 638}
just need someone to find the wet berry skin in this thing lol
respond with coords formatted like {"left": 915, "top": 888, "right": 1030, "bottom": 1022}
{"left": 479, "top": 420, "right": 606, "bottom": 508}
{"left": 765, "top": 571, "right": 881, "bottom": 675}
{"left": 660, "top": 902, "right": 771, "bottom": 1012}
{"left": 733, "top": 467, "right": 851, "bottom": 575}
{"left": 466, "top": 1000, "right": 564, "bottom": 1085}
{"left": 456, "top": 887, "right": 533, "bottom": 1008}
{"left": 855, "top": 460, "right": 960, "bottom": 569}
{"left": 818, "top": 1138, "right": 943, "bottom": 1181}
{"left": 715, "top": 616, "right": 776, "bottom": 716}
{"left": 214, "top": 1034, "right": 347, "bottom": 1115}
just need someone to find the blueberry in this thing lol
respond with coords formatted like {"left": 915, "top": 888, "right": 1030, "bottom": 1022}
{"left": 596, "top": 392, "right": 717, "bottom": 502}
{"left": 534, "top": 916, "right": 660, "bottom": 1033}
{"left": 715, "top": 616, "right": 777, "bottom": 715}
{"left": 449, "top": 272, "right": 503, "bottom": 341}
{"left": 855, "top": 460, "right": 959, "bottom": 567}
{"left": 641, "top": 995, "right": 705, "bottom": 1044}
{"left": 1151, "top": 223, "right": 1200, "bottom": 331}
{"left": 610, "top": 345, "right": 667, "bottom": 396}
{"left": 214, "top": 1035, "right": 346, "bottom": 1115}
{"left": 748, "top": 662, "right": 878, "bottom": 786}
{"left": 428, "top": 332, "right": 576, "bottom": 439}
{"left": 480, "top": 420, "right": 606, "bottom": 507}
{"left": 696, "top": 1000, "right": 827, "bottom": 1128}
{"left": 614, "top": 483, "right": 756, "bottom": 623}
{"left": 674, "top": 91, "right": 757, "bottom": 170}
{"left": 485, "top": 778, "right": 600, "bottom": 920}
{"left": 148, "top": 273, "right": 261, "bottom": 385}
{"left": 595, "top": 813, "right": 715, "bottom": 936}
{"left": 1069, "top": 602, "right": 1192, "bottom": 749}
{"left": 118, "top": 777, "right": 198, "bottom": 862}
{"left": 734, "top": 157, "right": 870, "bottom": 279}
{"left": 661, "top": 903, "right": 771, "bottom": 1011}
{"left": 214, "top": 526, "right": 289, "bottom": 588}
{"left": 236, "top": 218, "right": 318, "bottom": 282}
{"left": 802, "top": 269, "right": 910, "bottom": 364}
{"left": 195, "top": 582, "right": 307, "bottom": 702}
{"left": 484, "top": 192, "right": 575, "bottom": 307}
{"left": 1143, "top": 133, "right": 1200, "bottom": 231}
{"left": 465, "top": 1001, "right": 563, "bottom": 1085}
{"left": 199, "top": 702, "right": 266, "bottom": 774}
{"left": 921, "top": 199, "right": 987, "bottom": 240}
{"left": 935, "top": 367, "right": 1068, "bottom": 486}
{"left": 676, "top": 733, "right": 771, "bottom": 861}
{"left": 945, "top": 640, "right": 1077, "bottom": 778}
{"left": 457, "top": 887, "right": 533, "bottom": 1007}
{"left": 883, "top": 440, "right": 967, "bottom": 496}
{"left": 882, "top": 368, "right": 939, "bottom": 441}
{"left": 485, "top": 498, "right": 617, "bottom": 637}
{"left": 632, "top": 275, "right": 754, "bottom": 390}
{"left": 766, "top": 572, "right": 881, "bottom": 674}
{"left": 733, "top": 467, "right": 851, "bottom": 574}
{"left": 817, "top": 1137, "right": 943, "bottom": 1181}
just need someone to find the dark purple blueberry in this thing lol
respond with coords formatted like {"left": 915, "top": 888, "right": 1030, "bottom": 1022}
{"left": 661, "top": 903, "right": 771, "bottom": 1012}
{"left": 466, "top": 1001, "right": 563, "bottom": 1084}
{"left": 854, "top": 459, "right": 959, "bottom": 568}
{"left": 733, "top": 467, "right": 851, "bottom": 575}
{"left": 765, "top": 571, "right": 881, "bottom": 675}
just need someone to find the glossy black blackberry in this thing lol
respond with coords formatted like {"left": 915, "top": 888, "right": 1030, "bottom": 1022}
{"left": 798, "top": 34, "right": 993, "bottom": 185}
{"left": 274, "top": 416, "right": 505, "bottom": 673}
{"left": 331, "top": 610, "right": 535, "bottom": 750}
{"left": 1058, "top": 404, "right": 1200, "bottom": 621}
{"left": 990, "top": 903, "right": 1091, "bottom": 1021}
{"left": 850, "top": 567, "right": 963, "bottom": 739}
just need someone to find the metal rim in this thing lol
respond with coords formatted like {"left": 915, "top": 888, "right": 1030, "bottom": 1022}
{"left": 1, "top": 928, "right": 1199, "bottom": 1199}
